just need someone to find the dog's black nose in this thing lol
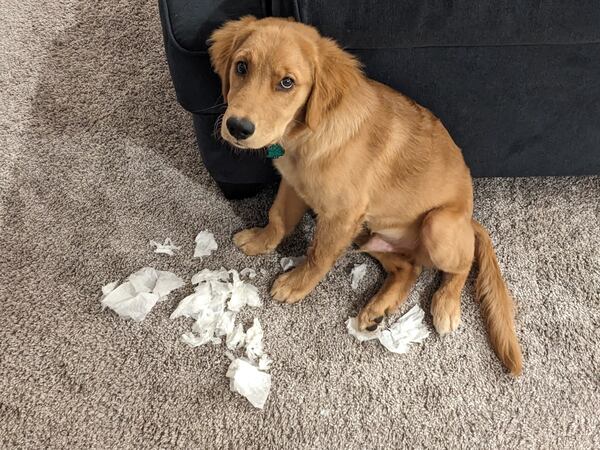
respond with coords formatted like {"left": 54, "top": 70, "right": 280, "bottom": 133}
{"left": 226, "top": 116, "right": 255, "bottom": 140}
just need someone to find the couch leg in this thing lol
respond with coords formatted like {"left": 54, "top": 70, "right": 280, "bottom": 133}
{"left": 216, "top": 181, "right": 265, "bottom": 200}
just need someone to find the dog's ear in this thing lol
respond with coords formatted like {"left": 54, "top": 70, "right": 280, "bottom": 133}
{"left": 305, "top": 38, "right": 363, "bottom": 130}
{"left": 208, "top": 16, "right": 257, "bottom": 99}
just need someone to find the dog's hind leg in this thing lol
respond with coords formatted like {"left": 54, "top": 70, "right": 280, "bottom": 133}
{"left": 357, "top": 252, "right": 422, "bottom": 331}
{"left": 418, "top": 207, "right": 474, "bottom": 335}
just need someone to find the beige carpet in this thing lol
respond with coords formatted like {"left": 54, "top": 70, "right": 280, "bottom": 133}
{"left": 1, "top": 1, "right": 599, "bottom": 448}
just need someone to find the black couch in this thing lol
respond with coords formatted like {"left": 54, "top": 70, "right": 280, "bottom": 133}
{"left": 159, "top": 0, "right": 600, "bottom": 199}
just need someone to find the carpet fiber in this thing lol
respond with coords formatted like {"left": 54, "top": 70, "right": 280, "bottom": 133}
{"left": 1, "top": 1, "right": 599, "bottom": 448}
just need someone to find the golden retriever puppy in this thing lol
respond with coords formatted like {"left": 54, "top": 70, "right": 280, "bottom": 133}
{"left": 209, "top": 16, "right": 523, "bottom": 375}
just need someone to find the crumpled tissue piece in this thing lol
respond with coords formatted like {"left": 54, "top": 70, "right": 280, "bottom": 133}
{"left": 127, "top": 267, "right": 185, "bottom": 299}
{"left": 377, "top": 305, "right": 430, "bottom": 353}
{"left": 240, "top": 268, "right": 257, "bottom": 279}
{"left": 245, "top": 318, "right": 264, "bottom": 361}
{"left": 101, "top": 268, "right": 184, "bottom": 322}
{"left": 228, "top": 271, "right": 261, "bottom": 312}
{"left": 171, "top": 268, "right": 261, "bottom": 348}
{"left": 350, "top": 263, "right": 367, "bottom": 290}
{"left": 150, "top": 238, "right": 180, "bottom": 256}
{"left": 191, "top": 268, "right": 232, "bottom": 304}
{"left": 169, "top": 283, "right": 215, "bottom": 320}
{"left": 226, "top": 358, "right": 271, "bottom": 409}
{"left": 347, "top": 305, "right": 430, "bottom": 354}
{"left": 258, "top": 354, "right": 272, "bottom": 371}
{"left": 101, "top": 281, "right": 119, "bottom": 298}
{"left": 280, "top": 256, "right": 306, "bottom": 272}
{"left": 226, "top": 323, "right": 246, "bottom": 350}
{"left": 190, "top": 308, "right": 224, "bottom": 345}
{"left": 215, "top": 311, "right": 236, "bottom": 337}
{"left": 180, "top": 331, "right": 217, "bottom": 347}
{"left": 194, "top": 230, "right": 218, "bottom": 258}
{"left": 191, "top": 267, "right": 230, "bottom": 285}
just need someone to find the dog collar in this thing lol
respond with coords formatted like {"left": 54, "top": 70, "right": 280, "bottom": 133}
{"left": 266, "top": 143, "right": 285, "bottom": 159}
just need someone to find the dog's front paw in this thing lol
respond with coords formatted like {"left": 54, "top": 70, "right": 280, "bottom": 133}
{"left": 270, "top": 266, "right": 318, "bottom": 304}
{"left": 357, "top": 298, "right": 390, "bottom": 332}
{"left": 233, "top": 227, "right": 276, "bottom": 256}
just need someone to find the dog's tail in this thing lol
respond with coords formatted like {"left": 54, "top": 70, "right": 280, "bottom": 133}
{"left": 472, "top": 220, "right": 523, "bottom": 375}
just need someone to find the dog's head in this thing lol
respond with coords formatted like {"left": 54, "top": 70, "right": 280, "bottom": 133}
{"left": 208, "top": 16, "right": 362, "bottom": 149}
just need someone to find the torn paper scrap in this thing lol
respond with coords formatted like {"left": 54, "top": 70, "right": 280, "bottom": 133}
{"left": 191, "top": 267, "right": 233, "bottom": 303}
{"left": 127, "top": 267, "right": 184, "bottom": 299}
{"left": 240, "top": 268, "right": 257, "bottom": 279}
{"left": 191, "top": 267, "right": 230, "bottom": 285}
{"left": 194, "top": 230, "right": 218, "bottom": 258}
{"left": 258, "top": 354, "right": 272, "bottom": 372}
{"left": 378, "top": 305, "right": 430, "bottom": 354}
{"left": 228, "top": 271, "right": 261, "bottom": 312}
{"left": 153, "top": 271, "right": 186, "bottom": 298}
{"left": 181, "top": 331, "right": 211, "bottom": 348}
{"left": 101, "top": 281, "right": 119, "bottom": 298}
{"left": 101, "top": 268, "right": 183, "bottom": 322}
{"left": 347, "top": 305, "right": 430, "bottom": 354}
{"left": 245, "top": 318, "right": 264, "bottom": 361}
{"left": 169, "top": 283, "right": 214, "bottom": 320}
{"left": 150, "top": 238, "right": 180, "bottom": 256}
{"left": 226, "top": 358, "right": 271, "bottom": 409}
{"left": 215, "top": 311, "right": 236, "bottom": 337}
{"left": 226, "top": 323, "right": 246, "bottom": 350}
{"left": 188, "top": 309, "right": 223, "bottom": 346}
{"left": 346, "top": 317, "right": 380, "bottom": 342}
{"left": 280, "top": 256, "right": 306, "bottom": 272}
{"left": 101, "top": 282, "right": 160, "bottom": 322}
{"left": 350, "top": 263, "right": 367, "bottom": 290}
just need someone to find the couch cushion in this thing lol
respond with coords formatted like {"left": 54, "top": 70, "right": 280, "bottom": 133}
{"left": 166, "top": 0, "right": 267, "bottom": 52}
{"left": 284, "top": 0, "right": 600, "bottom": 48}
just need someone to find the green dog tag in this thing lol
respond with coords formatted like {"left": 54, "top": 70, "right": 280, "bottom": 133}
{"left": 266, "top": 143, "right": 285, "bottom": 159}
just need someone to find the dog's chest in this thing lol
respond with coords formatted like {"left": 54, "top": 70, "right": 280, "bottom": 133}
{"left": 274, "top": 156, "right": 332, "bottom": 211}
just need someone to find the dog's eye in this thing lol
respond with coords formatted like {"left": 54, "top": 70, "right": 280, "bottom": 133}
{"left": 236, "top": 61, "right": 247, "bottom": 75}
{"left": 279, "top": 77, "right": 294, "bottom": 90}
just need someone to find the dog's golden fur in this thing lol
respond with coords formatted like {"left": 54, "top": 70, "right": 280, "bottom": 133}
{"left": 209, "top": 17, "right": 523, "bottom": 375}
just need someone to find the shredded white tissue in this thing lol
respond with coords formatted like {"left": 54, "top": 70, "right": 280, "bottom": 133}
{"left": 194, "top": 230, "right": 218, "bottom": 258}
{"left": 101, "top": 268, "right": 183, "bottom": 322}
{"left": 258, "top": 354, "right": 272, "bottom": 371}
{"left": 215, "top": 311, "right": 236, "bottom": 337}
{"left": 228, "top": 271, "right": 261, "bottom": 312}
{"left": 189, "top": 308, "right": 224, "bottom": 345}
{"left": 126, "top": 267, "right": 184, "bottom": 299}
{"left": 101, "top": 281, "right": 119, "bottom": 297}
{"left": 377, "top": 305, "right": 430, "bottom": 353}
{"left": 150, "top": 238, "right": 180, "bottom": 256}
{"left": 181, "top": 331, "right": 211, "bottom": 347}
{"left": 226, "top": 323, "right": 246, "bottom": 350}
{"left": 226, "top": 358, "right": 271, "bottom": 409}
{"left": 170, "top": 285, "right": 211, "bottom": 320}
{"left": 102, "top": 289, "right": 160, "bottom": 322}
{"left": 347, "top": 305, "right": 430, "bottom": 354}
{"left": 240, "top": 268, "right": 257, "bottom": 279}
{"left": 245, "top": 318, "right": 264, "bottom": 361}
{"left": 191, "top": 267, "right": 230, "bottom": 285}
{"left": 350, "top": 263, "right": 368, "bottom": 290}
{"left": 153, "top": 271, "right": 186, "bottom": 298}
{"left": 280, "top": 256, "right": 306, "bottom": 272}
{"left": 346, "top": 317, "right": 380, "bottom": 342}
